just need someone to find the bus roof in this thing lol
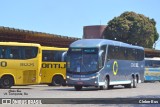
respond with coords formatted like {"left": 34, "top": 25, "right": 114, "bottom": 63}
{"left": 0, "top": 42, "right": 41, "bottom": 47}
{"left": 42, "top": 46, "right": 68, "bottom": 51}
{"left": 145, "top": 57, "right": 160, "bottom": 61}
{"left": 70, "top": 39, "right": 144, "bottom": 50}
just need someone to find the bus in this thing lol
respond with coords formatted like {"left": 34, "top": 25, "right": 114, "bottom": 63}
{"left": 41, "top": 46, "right": 68, "bottom": 86}
{"left": 0, "top": 42, "right": 42, "bottom": 88}
{"left": 66, "top": 39, "right": 144, "bottom": 90}
{"left": 144, "top": 57, "right": 160, "bottom": 82}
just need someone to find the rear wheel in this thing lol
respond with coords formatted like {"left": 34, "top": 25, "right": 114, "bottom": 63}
{"left": 0, "top": 76, "right": 14, "bottom": 89}
{"left": 100, "top": 77, "right": 109, "bottom": 90}
{"left": 51, "top": 76, "right": 64, "bottom": 86}
{"left": 124, "top": 77, "right": 134, "bottom": 88}
{"left": 133, "top": 77, "right": 137, "bottom": 88}
{"left": 74, "top": 86, "right": 82, "bottom": 91}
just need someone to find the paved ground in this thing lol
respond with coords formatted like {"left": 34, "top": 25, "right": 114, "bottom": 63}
{"left": 0, "top": 82, "right": 160, "bottom": 107}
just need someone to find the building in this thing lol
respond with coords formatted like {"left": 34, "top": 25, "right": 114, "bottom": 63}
{"left": 83, "top": 25, "right": 106, "bottom": 39}
{"left": 0, "top": 26, "right": 79, "bottom": 47}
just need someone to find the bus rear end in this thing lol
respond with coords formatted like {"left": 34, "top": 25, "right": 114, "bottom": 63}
{"left": 0, "top": 42, "right": 42, "bottom": 88}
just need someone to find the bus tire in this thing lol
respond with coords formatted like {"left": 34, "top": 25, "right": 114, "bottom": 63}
{"left": 51, "top": 75, "right": 64, "bottom": 86}
{"left": 74, "top": 85, "right": 82, "bottom": 91}
{"left": 100, "top": 77, "right": 109, "bottom": 90}
{"left": 0, "top": 76, "right": 14, "bottom": 89}
{"left": 133, "top": 78, "right": 137, "bottom": 88}
{"left": 124, "top": 77, "right": 134, "bottom": 88}
{"left": 109, "top": 85, "right": 114, "bottom": 89}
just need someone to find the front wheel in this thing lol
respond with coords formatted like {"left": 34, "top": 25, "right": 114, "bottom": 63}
{"left": 74, "top": 86, "right": 82, "bottom": 91}
{"left": 100, "top": 77, "right": 109, "bottom": 90}
{"left": 0, "top": 76, "right": 14, "bottom": 89}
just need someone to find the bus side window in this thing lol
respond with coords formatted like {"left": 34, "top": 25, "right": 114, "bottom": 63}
{"left": 99, "top": 50, "right": 104, "bottom": 68}
{"left": 9, "top": 47, "right": 21, "bottom": 59}
{"left": 114, "top": 46, "right": 119, "bottom": 59}
{"left": 42, "top": 50, "right": 53, "bottom": 62}
{"left": 53, "top": 51, "right": 64, "bottom": 62}
{"left": 108, "top": 45, "right": 115, "bottom": 61}
{"left": 24, "top": 47, "right": 38, "bottom": 59}
{"left": 119, "top": 47, "right": 125, "bottom": 60}
{"left": 101, "top": 46, "right": 106, "bottom": 66}
{"left": 0, "top": 47, "right": 2, "bottom": 58}
{"left": 138, "top": 50, "right": 144, "bottom": 61}
{"left": 0, "top": 46, "right": 6, "bottom": 59}
{"left": 44, "top": 57, "right": 48, "bottom": 61}
{"left": 128, "top": 48, "right": 134, "bottom": 60}
{"left": 124, "top": 48, "right": 128, "bottom": 60}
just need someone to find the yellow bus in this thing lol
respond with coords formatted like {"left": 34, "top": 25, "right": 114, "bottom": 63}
{"left": 41, "top": 46, "right": 68, "bottom": 86}
{"left": 0, "top": 42, "right": 42, "bottom": 88}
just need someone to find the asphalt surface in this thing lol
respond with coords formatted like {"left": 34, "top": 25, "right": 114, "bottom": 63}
{"left": 0, "top": 82, "right": 160, "bottom": 107}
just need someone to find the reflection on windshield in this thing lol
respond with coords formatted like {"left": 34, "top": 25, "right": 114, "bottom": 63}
{"left": 145, "top": 60, "right": 160, "bottom": 68}
{"left": 82, "top": 54, "right": 98, "bottom": 72}
{"left": 67, "top": 49, "right": 98, "bottom": 73}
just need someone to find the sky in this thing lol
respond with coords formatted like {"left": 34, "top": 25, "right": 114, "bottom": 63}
{"left": 1, "top": 0, "right": 160, "bottom": 49}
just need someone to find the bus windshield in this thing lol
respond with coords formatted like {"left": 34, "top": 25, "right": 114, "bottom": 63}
{"left": 67, "top": 48, "right": 98, "bottom": 74}
{"left": 145, "top": 60, "right": 160, "bottom": 68}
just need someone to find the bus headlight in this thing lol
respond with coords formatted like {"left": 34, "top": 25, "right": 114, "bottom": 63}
{"left": 91, "top": 76, "right": 97, "bottom": 79}
{"left": 67, "top": 76, "right": 70, "bottom": 79}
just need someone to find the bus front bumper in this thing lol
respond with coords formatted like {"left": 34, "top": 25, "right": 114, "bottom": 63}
{"left": 66, "top": 75, "right": 99, "bottom": 87}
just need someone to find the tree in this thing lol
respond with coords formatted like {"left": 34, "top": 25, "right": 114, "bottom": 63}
{"left": 103, "top": 11, "right": 159, "bottom": 48}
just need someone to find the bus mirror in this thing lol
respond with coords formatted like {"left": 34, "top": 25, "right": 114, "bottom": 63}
{"left": 99, "top": 50, "right": 104, "bottom": 68}
{"left": 62, "top": 51, "right": 67, "bottom": 62}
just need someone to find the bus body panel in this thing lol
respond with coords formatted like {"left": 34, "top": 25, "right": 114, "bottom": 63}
{"left": 41, "top": 62, "right": 66, "bottom": 83}
{"left": 40, "top": 46, "right": 68, "bottom": 84}
{"left": 67, "top": 60, "right": 144, "bottom": 87}
{"left": 98, "top": 60, "right": 144, "bottom": 85}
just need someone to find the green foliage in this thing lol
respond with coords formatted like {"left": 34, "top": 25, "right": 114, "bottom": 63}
{"left": 103, "top": 11, "right": 159, "bottom": 48}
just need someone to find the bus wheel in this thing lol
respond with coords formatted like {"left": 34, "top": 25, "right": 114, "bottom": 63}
{"left": 109, "top": 85, "right": 114, "bottom": 89}
{"left": 51, "top": 76, "right": 64, "bottom": 86}
{"left": 124, "top": 77, "right": 134, "bottom": 88}
{"left": 100, "top": 77, "right": 109, "bottom": 90}
{"left": 0, "top": 76, "right": 14, "bottom": 89}
{"left": 74, "top": 86, "right": 82, "bottom": 91}
{"left": 133, "top": 78, "right": 137, "bottom": 88}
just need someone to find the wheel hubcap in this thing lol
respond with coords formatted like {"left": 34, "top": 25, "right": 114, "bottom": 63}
{"left": 4, "top": 79, "right": 9, "bottom": 85}
{"left": 104, "top": 79, "right": 108, "bottom": 88}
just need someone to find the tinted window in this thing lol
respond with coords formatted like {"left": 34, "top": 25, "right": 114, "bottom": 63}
{"left": 9, "top": 47, "right": 21, "bottom": 59}
{"left": 0, "top": 46, "right": 38, "bottom": 59}
{"left": 107, "top": 45, "right": 144, "bottom": 61}
{"left": 0, "top": 47, "right": 7, "bottom": 59}
{"left": 23, "top": 47, "right": 38, "bottom": 59}
{"left": 145, "top": 60, "right": 160, "bottom": 67}
{"left": 108, "top": 46, "right": 115, "bottom": 60}
{"left": 42, "top": 50, "right": 65, "bottom": 62}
